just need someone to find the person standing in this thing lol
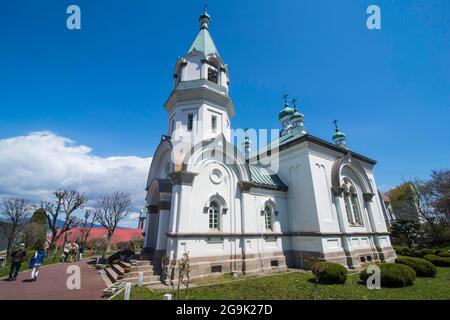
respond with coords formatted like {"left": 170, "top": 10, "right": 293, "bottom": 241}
{"left": 43, "top": 239, "right": 50, "bottom": 257}
{"left": 29, "top": 247, "right": 45, "bottom": 281}
{"left": 8, "top": 243, "right": 27, "bottom": 281}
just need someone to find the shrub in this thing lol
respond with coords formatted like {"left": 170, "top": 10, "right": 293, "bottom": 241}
{"left": 360, "top": 263, "right": 416, "bottom": 288}
{"left": 396, "top": 247, "right": 423, "bottom": 257}
{"left": 311, "top": 262, "right": 347, "bottom": 284}
{"left": 115, "top": 241, "right": 131, "bottom": 251}
{"left": 437, "top": 251, "right": 450, "bottom": 258}
{"left": 420, "top": 249, "right": 436, "bottom": 256}
{"left": 395, "top": 257, "right": 437, "bottom": 277}
{"left": 423, "top": 254, "right": 450, "bottom": 267}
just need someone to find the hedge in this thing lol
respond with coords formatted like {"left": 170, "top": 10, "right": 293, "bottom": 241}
{"left": 311, "top": 262, "right": 347, "bottom": 284}
{"left": 437, "top": 251, "right": 450, "bottom": 258}
{"left": 395, "top": 257, "right": 437, "bottom": 277}
{"left": 423, "top": 254, "right": 450, "bottom": 267}
{"left": 360, "top": 263, "right": 416, "bottom": 288}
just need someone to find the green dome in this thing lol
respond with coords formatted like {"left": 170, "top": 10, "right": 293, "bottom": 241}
{"left": 332, "top": 131, "right": 346, "bottom": 140}
{"left": 290, "top": 110, "right": 304, "bottom": 120}
{"left": 278, "top": 106, "right": 295, "bottom": 120}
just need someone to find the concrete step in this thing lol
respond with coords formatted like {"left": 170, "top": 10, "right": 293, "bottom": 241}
{"left": 134, "top": 265, "right": 154, "bottom": 272}
{"left": 123, "top": 270, "right": 154, "bottom": 279}
{"left": 118, "top": 261, "right": 131, "bottom": 269}
{"left": 133, "top": 260, "right": 153, "bottom": 267}
{"left": 124, "top": 275, "right": 161, "bottom": 285}
{"left": 99, "top": 270, "right": 113, "bottom": 288}
{"left": 105, "top": 266, "right": 119, "bottom": 283}
{"left": 111, "top": 264, "right": 125, "bottom": 276}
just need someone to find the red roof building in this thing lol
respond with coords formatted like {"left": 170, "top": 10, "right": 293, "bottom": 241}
{"left": 54, "top": 227, "right": 144, "bottom": 247}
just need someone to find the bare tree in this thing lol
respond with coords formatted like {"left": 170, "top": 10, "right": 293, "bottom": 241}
{"left": 95, "top": 191, "right": 132, "bottom": 251}
{"left": 0, "top": 198, "right": 33, "bottom": 256}
{"left": 42, "top": 190, "right": 87, "bottom": 252}
{"left": 79, "top": 209, "right": 98, "bottom": 245}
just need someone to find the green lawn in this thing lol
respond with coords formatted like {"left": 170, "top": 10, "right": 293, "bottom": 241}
{"left": 113, "top": 267, "right": 450, "bottom": 300}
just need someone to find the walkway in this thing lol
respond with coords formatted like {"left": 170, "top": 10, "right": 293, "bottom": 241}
{"left": 0, "top": 258, "right": 107, "bottom": 300}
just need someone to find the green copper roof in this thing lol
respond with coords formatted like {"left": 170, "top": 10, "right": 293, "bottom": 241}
{"left": 188, "top": 28, "right": 220, "bottom": 57}
{"left": 278, "top": 106, "right": 295, "bottom": 120}
{"left": 248, "top": 164, "right": 288, "bottom": 189}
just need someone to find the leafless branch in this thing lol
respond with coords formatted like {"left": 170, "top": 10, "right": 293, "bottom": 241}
{"left": 0, "top": 198, "right": 33, "bottom": 256}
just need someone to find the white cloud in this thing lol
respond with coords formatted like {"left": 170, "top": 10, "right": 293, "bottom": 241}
{"left": 0, "top": 131, "right": 152, "bottom": 226}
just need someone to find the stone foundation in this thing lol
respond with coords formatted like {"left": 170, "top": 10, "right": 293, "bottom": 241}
{"left": 141, "top": 245, "right": 397, "bottom": 278}
{"left": 286, "top": 246, "right": 397, "bottom": 270}
{"left": 158, "top": 252, "right": 288, "bottom": 279}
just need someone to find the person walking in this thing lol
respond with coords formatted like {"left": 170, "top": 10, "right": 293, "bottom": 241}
{"left": 62, "top": 241, "right": 72, "bottom": 262}
{"left": 72, "top": 242, "right": 79, "bottom": 262}
{"left": 8, "top": 243, "right": 27, "bottom": 281}
{"left": 78, "top": 242, "right": 84, "bottom": 261}
{"left": 29, "top": 247, "right": 45, "bottom": 281}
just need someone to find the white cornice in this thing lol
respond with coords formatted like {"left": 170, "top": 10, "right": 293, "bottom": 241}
{"left": 164, "top": 80, "right": 235, "bottom": 117}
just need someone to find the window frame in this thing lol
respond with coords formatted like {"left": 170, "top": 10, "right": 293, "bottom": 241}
{"left": 207, "top": 66, "right": 219, "bottom": 84}
{"left": 264, "top": 205, "right": 274, "bottom": 231}
{"left": 343, "top": 178, "right": 364, "bottom": 227}
{"left": 208, "top": 200, "right": 220, "bottom": 231}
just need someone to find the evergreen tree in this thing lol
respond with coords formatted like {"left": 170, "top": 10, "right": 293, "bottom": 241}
{"left": 24, "top": 208, "right": 48, "bottom": 249}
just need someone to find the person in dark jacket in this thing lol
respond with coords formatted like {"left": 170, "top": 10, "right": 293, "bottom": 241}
{"left": 78, "top": 242, "right": 84, "bottom": 261}
{"left": 8, "top": 243, "right": 27, "bottom": 281}
{"left": 29, "top": 247, "right": 45, "bottom": 281}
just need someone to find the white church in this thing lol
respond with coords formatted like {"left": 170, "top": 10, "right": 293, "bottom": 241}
{"left": 141, "top": 9, "right": 396, "bottom": 277}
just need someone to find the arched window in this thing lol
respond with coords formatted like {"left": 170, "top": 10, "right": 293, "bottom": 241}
{"left": 208, "top": 66, "right": 218, "bottom": 84}
{"left": 343, "top": 178, "right": 364, "bottom": 226}
{"left": 208, "top": 201, "right": 220, "bottom": 230}
{"left": 264, "top": 205, "right": 273, "bottom": 231}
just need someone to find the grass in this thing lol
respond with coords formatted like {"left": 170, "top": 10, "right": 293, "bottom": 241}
{"left": 112, "top": 266, "right": 450, "bottom": 300}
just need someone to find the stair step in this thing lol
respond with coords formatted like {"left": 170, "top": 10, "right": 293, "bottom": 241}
{"left": 99, "top": 270, "right": 113, "bottom": 288}
{"left": 105, "top": 266, "right": 119, "bottom": 283}
{"left": 103, "top": 261, "right": 162, "bottom": 288}
{"left": 111, "top": 264, "right": 125, "bottom": 276}
{"left": 123, "top": 275, "right": 161, "bottom": 284}
{"left": 118, "top": 261, "right": 131, "bottom": 269}
{"left": 134, "top": 261, "right": 153, "bottom": 266}
{"left": 134, "top": 265, "right": 154, "bottom": 272}
{"left": 124, "top": 270, "right": 154, "bottom": 278}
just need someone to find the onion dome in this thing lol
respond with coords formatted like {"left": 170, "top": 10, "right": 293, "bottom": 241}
{"left": 332, "top": 120, "right": 348, "bottom": 148}
{"left": 290, "top": 110, "right": 304, "bottom": 121}
{"left": 278, "top": 95, "right": 295, "bottom": 120}
{"left": 278, "top": 106, "right": 295, "bottom": 120}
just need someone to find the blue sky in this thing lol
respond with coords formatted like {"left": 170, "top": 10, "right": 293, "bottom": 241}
{"left": 0, "top": 0, "right": 449, "bottom": 214}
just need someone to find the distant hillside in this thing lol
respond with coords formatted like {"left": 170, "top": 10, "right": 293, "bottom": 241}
{"left": 0, "top": 217, "right": 102, "bottom": 228}
{"left": 55, "top": 219, "right": 103, "bottom": 228}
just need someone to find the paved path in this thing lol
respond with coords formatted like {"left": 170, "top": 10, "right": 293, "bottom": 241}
{"left": 0, "top": 258, "right": 107, "bottom": 300}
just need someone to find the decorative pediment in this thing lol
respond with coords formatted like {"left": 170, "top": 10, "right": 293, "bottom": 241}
{"left": 331, "top": 153, "right": 374, "bottom": 197}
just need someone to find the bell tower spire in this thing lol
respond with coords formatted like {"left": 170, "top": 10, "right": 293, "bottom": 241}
{"left": 163, "top": 8, "right": 234, "bottom": 144}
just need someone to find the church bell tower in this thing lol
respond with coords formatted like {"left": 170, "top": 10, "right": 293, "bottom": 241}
{"left": 163, "top": 8, "right": 235, "bottom": 145}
